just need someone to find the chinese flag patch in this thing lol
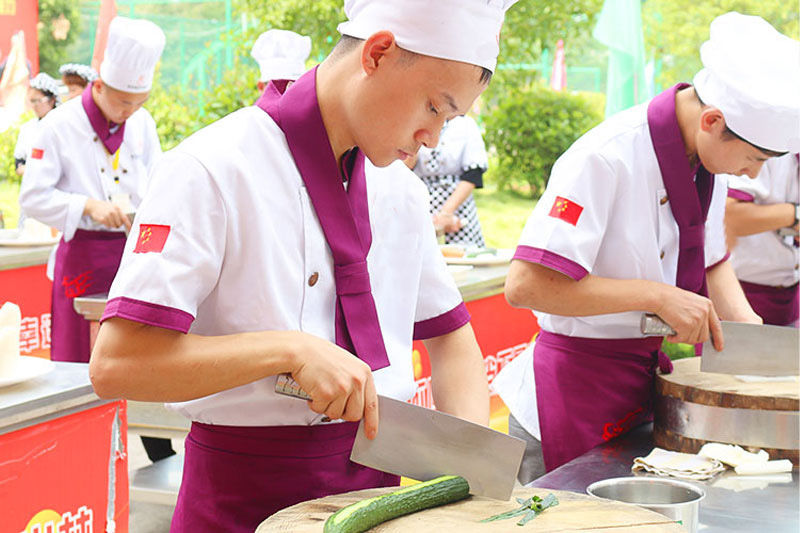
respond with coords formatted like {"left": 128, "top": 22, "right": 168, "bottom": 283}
{"left": 31, "top": 148, "right": 44, "bottom": 159}
{"left": 548, "top": 196, "right": 584, "bottom": 226}
{"left": 133, "top": 224, "right": 170, "bottom": 253}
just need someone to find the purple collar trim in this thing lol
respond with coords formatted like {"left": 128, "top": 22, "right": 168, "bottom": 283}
{"left": 255, "top": 68, "right": 390, "bottom": 371}
{"left": 647, "top": 83, "right": 714, "bottom": 297}
{"left": 81, "top": 81, "right": 126, "bottom": 154}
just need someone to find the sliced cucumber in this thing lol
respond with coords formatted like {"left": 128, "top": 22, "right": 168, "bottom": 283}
{"left": 323, "top": 475, "right": 470, "bottom": 533}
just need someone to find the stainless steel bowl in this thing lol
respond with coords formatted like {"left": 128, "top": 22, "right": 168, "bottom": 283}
{"left": 587, "top": 476, "right": 704, "bottom": 532}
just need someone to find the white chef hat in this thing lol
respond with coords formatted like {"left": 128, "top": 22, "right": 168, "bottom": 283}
{"left": 99, "top": 16, "right": 166, "bottom": 93}
{"left": 251, "top": 29, "right": 312, "bottom": 82}
{"left": 29, "top": 73, "right": 60, "bottom": 100}
{"left": 337, "top": 0, "right": 519, "bottom": 73}
{"left": 59, "top": 63, "right": 98, "bottom": 83}
{"left": 693, "top": 12, "right": 800, "bottom": 153}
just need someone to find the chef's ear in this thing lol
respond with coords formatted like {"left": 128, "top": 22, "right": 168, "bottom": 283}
{"left": 360, "top": 30, "right": 398, "bottom": 75}
{"left": 698, "top": 107, "right": 725, "bottom": 136}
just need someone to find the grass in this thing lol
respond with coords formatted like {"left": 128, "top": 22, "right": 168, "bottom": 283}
{"left": 0, "top": 180, "right": 536, "bottom": 246}
{"left": 0, "top": 180, "right": 20, "bottom": 228}
{"left": 474, "top": 184, "right": 536, "bottom": 249}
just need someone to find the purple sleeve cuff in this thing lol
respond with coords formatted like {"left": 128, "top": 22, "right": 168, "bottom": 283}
{"left": 513, "top": 245, "right": 589, "bottom": 281}
{"left": 727, "top": 188, "right": 754, "bottom": 202}
{"left": 706, "top": 251, "right": 731, "bottom": 271}
{"left": 101, "top": 296, "right": 194, "bottom": 333}
{"left": 413, "top": 302, "right": 471, "bottom": 340}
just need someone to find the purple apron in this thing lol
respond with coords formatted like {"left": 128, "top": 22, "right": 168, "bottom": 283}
{"left": 534, "top": 332, "right": 665, "bottom": 471}
{"left": 171, "top": 422, "right": 398, "bottom": 532}
{"left": 535, "top": 84, "right": 713, "bottom": 471}
{"left": 51, "top": 230, "right": 125, "bottom": 362}
{"left": 171, "top": 70, "right": 399, "bottom": 531}
{"left": 740, "top": 281, "right": 799, "bottom": 326}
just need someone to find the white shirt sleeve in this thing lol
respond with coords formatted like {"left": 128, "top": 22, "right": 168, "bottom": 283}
{"left": 459, "top": 116, "right": 488, "bottom": 171}
{"left": 516, "top": 150, "right": 620, "bottom": 279}
{"left": 18, "top": 122, "right": 88, "bottom": 240}
{"left": 107, "top": 151, "right": 226, "bottom": 327}
{"left": 704, "top": 176, "right": 729, "bottom": 267}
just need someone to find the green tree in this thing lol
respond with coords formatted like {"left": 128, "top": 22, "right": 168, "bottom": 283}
{"left": 37, "top": 0, "right": 81, "bottom": 76}
{"left": 643, "top": 0, "right": 798, "bottom": 87}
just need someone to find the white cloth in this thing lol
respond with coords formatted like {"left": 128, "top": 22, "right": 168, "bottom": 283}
{"left": 734, "top": 460, "right": 793, "bottom": 475}
{"left": 724, "top": 154, "right": 800, "bottom": 287}
{"left": 491, "top": 343, "right": 540, "bottom": 439}
{"left": 107, "top": 106, "right": 464, "bottom": 427}
{"left": 693, "top": 12, "right": 800, "bottom": 153}
{"left": 632, "top": 447, "right": 726, "bottom": 480}
{"left": 100, "top": 16, "right": 165, "bottom": 93}
{"left": 516, "top": 103, "right": 729, "bottom": 338}
{"left": 13, "top": 118, "right": 42, "bottom": 162}
{"left": 18, "top": 96, "right": 161, "bottom": 241}
{"left": 0, "top": 302, "right": 21, "bottom": 376}
{"left": 337, "top": 0, "right": 518, "bottom": 72}
{"left": 251, "top": 30, "right": 311, "bottom": 82}
{"left": 698, "top": 442, "right": 769, "bottom": 467}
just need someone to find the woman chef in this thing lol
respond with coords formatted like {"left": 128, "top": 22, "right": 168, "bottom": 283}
{"left": 59, "top": 63, "right": 98, "bottom": 102}
{"left": 89, "top": 0, "right": 517, "bottom": 531}
{"left": 14, "top": 73, "right": 59, "bottom": 177}
{"left": 19, "top": 16, "right": 164, "bottom": 365}
{"left": 724, "top": 153, "right": 799, "bottom": 326}
{"left": 504, "top": 12, "right": 799, "bottom": 473}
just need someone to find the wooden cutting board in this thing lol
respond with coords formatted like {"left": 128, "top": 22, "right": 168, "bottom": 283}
{"left": 256, "top": 487, "right": 685, "bottom": 532}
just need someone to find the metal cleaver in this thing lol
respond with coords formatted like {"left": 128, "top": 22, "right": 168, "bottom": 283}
{"left": 274, "top": 373, "right": 525, "bottom": 500}
{"left": 700, "top": 321, "right": 799, "bottom": 376}
{"left": 350, "top": 395, "right": 525, "bottom": 501}
{"left": 641, "top": 315, "right": 799, "bottom": 376}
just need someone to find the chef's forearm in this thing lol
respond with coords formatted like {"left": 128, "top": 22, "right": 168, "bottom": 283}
{"left": 505, "top": 260, "right": 664, "bottom": 316}
{"left": 439, "top": 181, "right": 475, "bottom": 215}
{"left": 90, "top": 317, "right": 300, "bottom": 401}
{"left": 725, "top": 198, "right": 796, "bottom": 237}
{"left": 424, "top": 323, "right": 490, "bottom": 426}
{"left": 706, "top": 260, "right": 761, "bottom": 323}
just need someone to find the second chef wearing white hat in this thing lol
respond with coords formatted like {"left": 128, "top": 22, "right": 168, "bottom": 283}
{"left": 251, "top": 29, "right": 312, "bottom": 91}
{"left": 501, "top": 11, "right": 799, "bottom": 479}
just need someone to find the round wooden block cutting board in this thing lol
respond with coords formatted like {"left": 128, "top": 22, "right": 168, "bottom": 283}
{"left": 256, "top": 487, "right": 685, "bottom": 532}
{"left": 654, "top": 357, "right": 799, "bottom": 465}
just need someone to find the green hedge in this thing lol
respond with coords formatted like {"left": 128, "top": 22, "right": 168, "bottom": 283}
{"left": 0, "top": 115, "right": 29, "bottom": 186}
{"left": 483, "top": 85, "right": 604, "bottom": 198}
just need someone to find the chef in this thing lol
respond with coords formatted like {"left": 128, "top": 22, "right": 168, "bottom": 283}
{"left": 251, "top": 28, "right": 311, "bottom": 92}
{"left": 59, "top": 63, "right": 98, "bottom": 101}
{"left": 724, "top": 153, "right": 799, "bottom": 326}
{"left": 19, "top": 16, "right": 163, "bottom": 364}
{"left": 14, "top": 73, "right": 59, "bottom": 177}
{"left": 504, "top": 12, "right": 799, "bottom": 473}
{"left": 89, "top": 0, "right": 517, "bottom": 530}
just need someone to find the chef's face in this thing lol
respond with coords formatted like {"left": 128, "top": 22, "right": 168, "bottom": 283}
{"left": 349, "top": 34, "right": 489, "bottom": 168}
{"left": 93, "top": 80, "right": 150, "bottom": 124}
{"left": 696, "top": 109, "right": 773, "bottom": 178}
{"left": 28, "top": 88, "right": 55, "bottom": 118}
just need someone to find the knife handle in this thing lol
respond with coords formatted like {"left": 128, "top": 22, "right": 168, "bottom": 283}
{"left": 640, "top": 313, "right": 677, "bottom": 336}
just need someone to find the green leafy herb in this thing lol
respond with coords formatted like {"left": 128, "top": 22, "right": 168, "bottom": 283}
{"left": 481, "top": 493, "right": 559, "bottom": 526}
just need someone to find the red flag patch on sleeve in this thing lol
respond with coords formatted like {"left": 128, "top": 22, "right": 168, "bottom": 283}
{"left": 548, "top": 196, "right": 584, "bottom": 226}
{"left": 31, "top": 148, "right": 44, "bottom": 159}
{"left": 133, "top": 224, "right": 170, "bottom": 253}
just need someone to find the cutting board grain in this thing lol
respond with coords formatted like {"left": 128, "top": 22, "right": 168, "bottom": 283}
{"left": 256, "top": 487, "right": 685, "bottom": 532}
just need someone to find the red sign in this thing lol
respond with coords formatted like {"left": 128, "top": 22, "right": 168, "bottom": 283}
{"left": 410, "top": 293, "right": 539, "bottom": 412}
{"left": 0, "top": 0, "right": 40, "bottom": 75}
{"left": 0, "top": 401, "right": 129, "bottom": 533}
{"left": 0, "top": 264, "right": 52, "bottom": 359}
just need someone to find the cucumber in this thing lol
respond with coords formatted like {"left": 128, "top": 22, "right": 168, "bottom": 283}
{"left": 323, "top": 475, "right": 470, "bottom": 533}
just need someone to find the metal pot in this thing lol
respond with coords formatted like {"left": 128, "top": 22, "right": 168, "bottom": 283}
{"left": 587, "top": 476, "right": 704, "bottom": 533}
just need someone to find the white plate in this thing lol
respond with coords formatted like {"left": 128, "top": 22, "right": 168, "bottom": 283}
{"left": 444, "top": 248, "right": 514, "bottom": 266}
{"left": 0, "top": 356, "right": 55, "bottom": 388}
{"left": 0, "top": 228, "right": 60, "bottom": 247}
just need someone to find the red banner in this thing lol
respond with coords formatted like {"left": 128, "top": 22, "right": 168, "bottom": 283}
{"left": 0, "top": 0, "right": 39, "bottom": 74}
{"left": 0, "top": 264, "right": 52, "bottom": 359}
{"left": 0, "top": 401, "right": 129, "bottom": 533}
{"left": 410, "top": 293, "right": 539, "bottom": 411}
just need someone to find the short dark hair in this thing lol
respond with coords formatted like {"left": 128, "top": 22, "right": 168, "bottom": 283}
{"left": 694, "top": 89, "right": 787, "bottom": 158}
{"left": 331, "top": 34, "right": 492, "bottom": 84}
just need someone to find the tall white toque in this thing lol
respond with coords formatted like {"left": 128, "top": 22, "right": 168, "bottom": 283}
{"left": 100, "top": 16, "right": 166, "bottom": 93}
{"left": 251, "top": 29, "right": 312, "bottom": 82}
{"left": 693, "top": 12, "right": 800, "bottom": 153}
{"left": 337, "top": 0, "right": 519, "bottom": 73}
